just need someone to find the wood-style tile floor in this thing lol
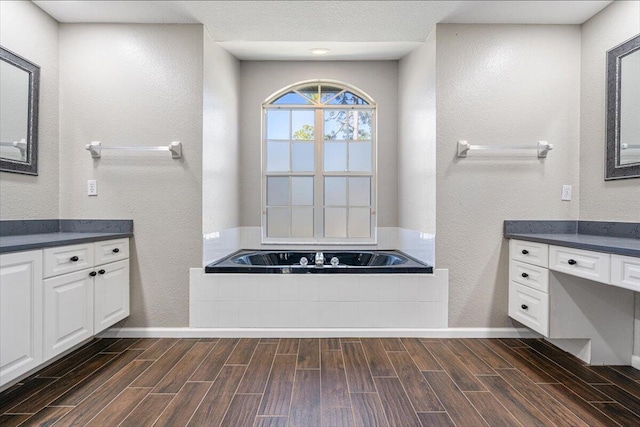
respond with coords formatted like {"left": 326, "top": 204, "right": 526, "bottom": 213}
{"left": 1, "top": 338, "right": 640, "bottom": 426}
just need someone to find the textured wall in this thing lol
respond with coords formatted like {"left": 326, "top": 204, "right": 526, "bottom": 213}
{"left": 398, "top": 30, "right": 437, "bottom": 237}
{"left": 0, "top": 0, "right": 59, "bottom": 219}
{"left": 579, "top": 0, "right": 640, "bottom": 220}
{"left": 436, "top": 24, "right": 581, "bottom": 327}
{"left": 59, "top": 24, "right": 203, "bottom": 327}
{"left": 579, "top": 0, "right": 640, "bottom": 358}
{"left": 238, "top": 61, "right": 399, "bottom": 228}
{"left": 202, "top": 30, "right": 240, "bottom": 234}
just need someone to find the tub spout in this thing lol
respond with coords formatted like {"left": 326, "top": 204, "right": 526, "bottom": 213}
{"left": 315, "top": 252, "right": 324, "bottom": 267}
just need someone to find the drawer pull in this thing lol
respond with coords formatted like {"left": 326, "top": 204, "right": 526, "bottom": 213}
{"left": 521, "top": 273, "right": 529, "bottom": 278}
{"left": 521, "top": 304, "right": 528, "bottom": 310}
{"left": 89, "top": 271, "right": 97, "bottom": 277}
{"left": 112, "top": 248, "right": 120, "bottom": 253}
{"left": 521, "top": 250, "right": 529, "bottom": 255}
{"left": 70, "top": 256, "right": 79, "bottom": 262}
{"left": 567, "top": 259, "right": 577, "bottom": 265}
{"left": 98, "top": 269, "right": 106, "bottom": 275}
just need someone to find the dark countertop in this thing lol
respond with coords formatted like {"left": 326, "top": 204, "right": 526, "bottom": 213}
{"left": 0, "top": 219, "right": 133, "bottom": 254}
{"left": 504, "top": 221, "right": 640, "bottom": 258}
{"left": 0, "top": 231, "right": 133, "bottom": 254}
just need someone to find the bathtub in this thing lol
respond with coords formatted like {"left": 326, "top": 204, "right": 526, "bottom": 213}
{"left": 205, "top": 250, "right": 433, "bottom": 274}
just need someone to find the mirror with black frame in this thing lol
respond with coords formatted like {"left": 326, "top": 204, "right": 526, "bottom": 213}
{"left": 606, "top": 34, "right": 640, "bottom": 180}
{"left": 0, "top": 46, "right": 40, "bottom": 175}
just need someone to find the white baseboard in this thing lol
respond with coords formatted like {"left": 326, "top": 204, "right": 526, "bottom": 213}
{"left": 632, "top": 355, "right": 640, "bottom": 370}
{"left": 99, "top": 327, "right": 540, "bottom": 339}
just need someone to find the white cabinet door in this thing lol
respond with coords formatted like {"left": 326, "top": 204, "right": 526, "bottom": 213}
{"left": 43, "top": 269, "right": 94, "bottom": 360}
{"left": 0, "top": 250, "right": 43, "bottom": 387}
{"left": 94, "top": 260, "right": 130, "bottom": 334}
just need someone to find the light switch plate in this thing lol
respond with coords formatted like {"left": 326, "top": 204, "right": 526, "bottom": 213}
{"left": 561, "top": 184, "right": 572, "bottom": 201}
{"left": 87, "top": 180, "right": 97, "bottom": 196}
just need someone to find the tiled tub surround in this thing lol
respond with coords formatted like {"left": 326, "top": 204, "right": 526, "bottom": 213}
{"left": 190, "top": 269, "right": 448, "bottom": 330}
{"left": 504, "top": 220, "right": 640, "bottom": 365}
{"left": 0, "top": 219, "right": 133, "bottom": 253}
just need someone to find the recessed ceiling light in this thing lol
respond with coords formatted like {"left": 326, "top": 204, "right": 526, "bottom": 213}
{"left": 310, "top": 48, "right": 329, "bottom": 55}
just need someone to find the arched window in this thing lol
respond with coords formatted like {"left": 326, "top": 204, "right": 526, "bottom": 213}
{"left": 262, "top": 80, "right": 377, "bottom": 243}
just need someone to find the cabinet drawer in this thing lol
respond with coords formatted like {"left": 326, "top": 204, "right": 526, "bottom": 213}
{"left": 611, "top": 255, "right": 640, "bottom": 292}
{"left": 510, "top": 240, "right": 549, "bottom": 268}
{"left": 94, "top": 239, "right": 129, "bottom": 265}
{"left": 510, "top": 260, "right": 549, "bottom": 293}
{"left": 44, "top": 243, "right": 94, "bottom": 278}
{"left": 549, "top": 246, "right": 610, "bottom": 284}
{"left": 509, "top": 281, "right": 549, "bottom": 336}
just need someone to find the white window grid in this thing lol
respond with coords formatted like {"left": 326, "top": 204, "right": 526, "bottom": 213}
{"left": 262, "top": 81, "right": 377, "bottom": 244}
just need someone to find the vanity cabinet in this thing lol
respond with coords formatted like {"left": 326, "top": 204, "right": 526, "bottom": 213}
{"left": 43, "top": 238, "right": 130, "bottom": 359}
{"left": 0, "top": 238, "right": 129, "bottom": 387}
{"left": 508, "top": 239, "right": 636, "bottom": 364}
{"left": 0, "top": 250, "right": 43, "bottom": 387}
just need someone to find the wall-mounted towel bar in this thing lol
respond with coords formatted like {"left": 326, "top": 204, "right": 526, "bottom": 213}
{"left": 85, "top": 141, "right": 182, "bottom": 159}
{"left": 621, "top": 143, "right": 640, "bottom": 150}
{"left": 457, "top": 140, "right": 553, "bottom": 158}
{"left": 0, "top": 139, "right": 27, "bottom": 155}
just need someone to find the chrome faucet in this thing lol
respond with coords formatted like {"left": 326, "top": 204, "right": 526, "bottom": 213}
{"left": 315, "top": 252, "right": 324, "bottom": 267}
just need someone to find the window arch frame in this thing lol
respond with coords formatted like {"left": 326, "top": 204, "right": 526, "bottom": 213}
{"left": 261, "top": 79, "right": 378, "bottom": 244}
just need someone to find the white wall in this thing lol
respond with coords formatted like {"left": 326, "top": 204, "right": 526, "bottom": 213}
{"left": 436, "top": 24, "right": 582, "bottom": 328}
{"left": 580, "top": 0, "right": 640, "bottom": 219}
{"left": 0, "top": 0, "right": 59, "bottom": 219}
{"left": 59, "top": 24, "right": 204, "bottom": 327}
{"left": 398, "top": 29, "right": 437, "bottom": 238}
{"left": 238, "top": 61, "right": 399, "bottom": 229}
{"left": 579, "top": 0, "right": 640, "bottom": 360}
{"left": 202, "top": 31, "right": 240, "bottom": 235}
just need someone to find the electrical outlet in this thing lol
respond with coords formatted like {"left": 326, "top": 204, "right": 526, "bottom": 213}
{"left": 87, "top": 180, "right": 97, "bottom": 196}
{"left": 561, "top": 184, "right": 572, "bottom": 201}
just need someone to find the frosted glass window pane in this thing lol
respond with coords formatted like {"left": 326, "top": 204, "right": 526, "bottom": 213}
{"left": 267, "top": 177, "right": 289, "bottom": 206}
{"left": 292, "top": 142, "right": 314, "bottom": 172}
{"left": 323, "top": 142, "right": 346, "bottom": 171}
{"left": 348, "top": 141, "right": 371, "bottom": 172}
{"left": 267, "top": 110, "right": 290, "bottom": 139}
{"left": 325, "top": 208, "right": 347, "bottom": 238}
{"left": 266, "top": 141, "right": 290, "bottom": 172}
{"left": 348, "top": 208, "right": 371, "bottom": 238}
{"left": 353, "top": 110, "right": 373, "bottom": 140}
{"left": 291, "top": 177, "right": 313, "bottom": 206}
{"left": 292, "top": 110, "right": 315, "bottom": 140}
{"left": 348, "top": 177, "right": 371, "bottom": 206}
{"left": 292, "top": 208, "right": 314, "bottom": 238}
{"left": 324, "top": 110, "right": 352, "bottom": 140}
{"left": 324, "top": 177, "right": 347, "bottom": 206}
{"left": 267, "top": 208, "right": 290, "bottom": 238}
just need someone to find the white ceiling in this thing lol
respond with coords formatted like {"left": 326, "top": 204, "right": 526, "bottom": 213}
{"left": 34, "top": 0, "right": 613, "bottom": 60}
